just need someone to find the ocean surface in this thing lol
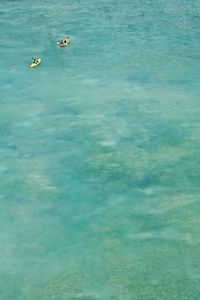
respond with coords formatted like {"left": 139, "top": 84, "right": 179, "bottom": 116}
{"left": 0, "top": 0, "right": 200, "bottom": 299}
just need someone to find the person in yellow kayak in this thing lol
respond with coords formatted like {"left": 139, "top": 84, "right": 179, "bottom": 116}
{"left": 32, "top": 58, "right": 39, "bottom": 64}
{"left": 30, "top": 57, "right": 41, "bottom": 68}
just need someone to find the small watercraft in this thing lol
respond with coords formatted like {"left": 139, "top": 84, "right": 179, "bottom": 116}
{"left": 30, "top": 58, "right": 41, "bottom": 68}
{"left": 57, "top": 38, "right": 70, "bottom": 48}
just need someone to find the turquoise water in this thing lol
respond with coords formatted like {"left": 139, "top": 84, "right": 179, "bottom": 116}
{"left": 0, "top": 0, "right": 200, "bottom": 299}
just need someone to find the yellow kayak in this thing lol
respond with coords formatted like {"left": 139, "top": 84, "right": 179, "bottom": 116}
{"left": 30, "top": 58, "right": 41, "bottom": 68}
